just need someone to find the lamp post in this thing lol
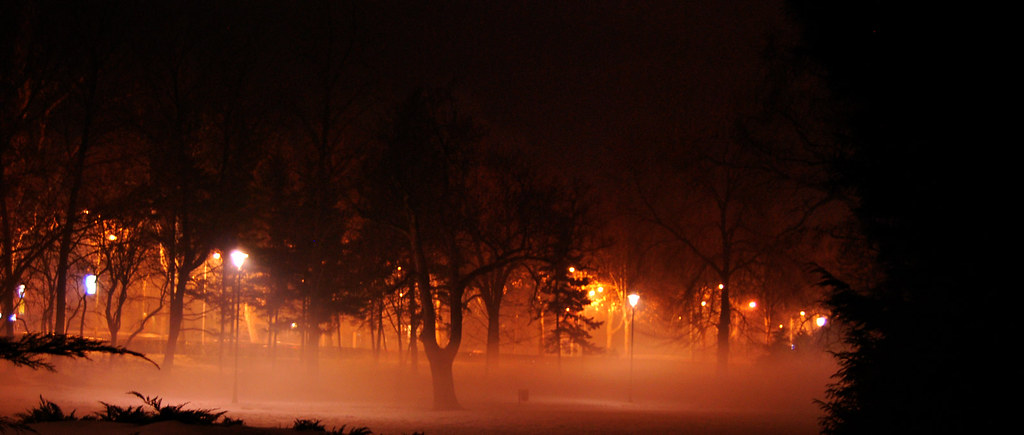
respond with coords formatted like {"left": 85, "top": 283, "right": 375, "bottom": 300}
{"left": 230, "top": 249, "right": 247, "bottom": 404}
{"left": 627, "top": 293, "right": 639, "bottom": 402}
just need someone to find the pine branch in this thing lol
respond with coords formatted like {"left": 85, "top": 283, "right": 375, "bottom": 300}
{"left": 0, "top": 333, "right": 158, "bottom": 371}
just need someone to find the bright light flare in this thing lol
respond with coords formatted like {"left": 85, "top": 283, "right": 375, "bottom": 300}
{"left": 231, "top": 250, "right": 248, "bottom": 270}
{"left": 84, "top": 274, "right": 98, "bottom": 295}
{"left": 627, "top": 293, "right": 640, "bottom": 308}
{"left": 816, "top": 316, "right": 827, "bottom": 327}
{"left": 748, "top": 301, "right": 757, "bottom": 309}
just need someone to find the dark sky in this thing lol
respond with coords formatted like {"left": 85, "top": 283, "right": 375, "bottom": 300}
{"left": 365, "top": 1, "right": 791, "bottom": 178}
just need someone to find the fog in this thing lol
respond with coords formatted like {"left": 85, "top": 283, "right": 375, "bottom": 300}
{"left": 3, "top": 349, "right": 834, "bottom": 434}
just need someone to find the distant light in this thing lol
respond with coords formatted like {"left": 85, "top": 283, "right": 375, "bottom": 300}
{"left": 568, "top": 266, "right": 576, "bottom": 273}
{"left": 291, "top": 322, "right": 298, "bottom": 329}
{"left": 816, "top": 316, "right": 827, "bottom": 327}
{"left": 778, "top": 324, "right": 784, "bottom": 329}
{"left": 230, "top": 250, "right": 248, "bottom": 270}
{"left": 17, "top": 284, "right": 25, "bottom": 298}
{"left": 588, "top": 290, "right": 596, "bottom": 297}
{"left": 799, "top": 311, "right": 806, "bottom": 317}
{"left": 597, "top": 286, "right": 604, "bottom": 293}
{"left": 212, "top": 252, "right": 221, "bottom": 260}
{"left": 107, "top": 234, "right": 118, "bottom": 241}
{"left": 628, "top": 293, "right": 640, "bottom": 308}
{"left": 84, "top": 274, "right": 98, "bottom": 295}
{"left": 718, "top": 283, "right": 724, "bottom": 290}
{"left": 701, "top": 300, "right": 707, "bottom": 307}
{"left": 748, "top": 301, "right": 757, "bottom": 309}
{"left": 7, "top": 313, "right": 14, "bottom": 322}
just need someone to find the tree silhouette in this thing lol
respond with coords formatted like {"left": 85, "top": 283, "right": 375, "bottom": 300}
{"left": 786, "top": 1, "right": 1011, "bottom": 432}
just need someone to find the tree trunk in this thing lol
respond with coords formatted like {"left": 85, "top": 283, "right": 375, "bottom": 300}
{"left": 716, "top": 282, "right": 731, "bottom": 369}
{"left": 409, "top": 216, "right": 462, "bottom": 410}
{"left": 162, "top": 269, "right": 188, "bottom": 370}
{"left": 426, "top": 349, "right": 459, "bottom": 409}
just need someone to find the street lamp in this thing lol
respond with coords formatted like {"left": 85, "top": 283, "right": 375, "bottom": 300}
{"left": 81, "top": 274, "right": 98, "bottom": 336}
{"left": 230, "top": 249, "right": 247, "bottom": 404}
{"left": 627, "top": 293, "right": 639, "bottom": 402}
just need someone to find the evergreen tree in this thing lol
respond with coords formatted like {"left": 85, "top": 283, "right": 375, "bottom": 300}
{"left": 539, "top": 265, "right": 601, "bottom": 357}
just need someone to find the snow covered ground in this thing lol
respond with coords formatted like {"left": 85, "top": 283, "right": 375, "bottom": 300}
{"left": 3, "top": 351, "right": 834, "bottom": 434}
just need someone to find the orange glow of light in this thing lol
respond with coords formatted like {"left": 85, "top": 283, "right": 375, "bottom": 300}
{"left": 748, "top": 301, "right": 757, "bottom": 309}
{"left": 107, "top": 234, "right": 118, "bottom": 241}
{"left": 816, "top": 316, "right": 827, "bottom": 327}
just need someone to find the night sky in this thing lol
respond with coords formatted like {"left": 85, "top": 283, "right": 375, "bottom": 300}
{"left": 362, "top": 0, "right": 789, "bottom": 178}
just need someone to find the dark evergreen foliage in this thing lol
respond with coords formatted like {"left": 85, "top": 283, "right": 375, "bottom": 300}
{"left": 788, "top": 1, "right": 1011, "bottom": 432}
{"left": 540, "top": 265, "right": 602, "bottom": 354}
{"left": 0, "top": 333, "right": 155, "bottom": 371}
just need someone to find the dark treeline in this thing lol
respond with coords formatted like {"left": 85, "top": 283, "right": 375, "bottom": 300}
{"left": 1, "top": 0, "right": 919, "bottom": 421}
{"left": 787, "top": 1, "right": 1013, "bottom": 433}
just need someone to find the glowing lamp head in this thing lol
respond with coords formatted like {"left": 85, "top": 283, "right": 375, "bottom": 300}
{"left": 84, "top": 274, "right": 98, "bottom": 295}
{"left": 816, "top": 316, "right": 827, "bottom": 327}
{"left": 627, "top": 293, "right": 640, "bottom": 308}
{"left": 230, "top": 250, "right": 248, "bottom": 270}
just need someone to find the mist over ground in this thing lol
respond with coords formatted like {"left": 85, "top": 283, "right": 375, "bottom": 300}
{"left": 3, "top": 349, "right": 834, "bottom": 434}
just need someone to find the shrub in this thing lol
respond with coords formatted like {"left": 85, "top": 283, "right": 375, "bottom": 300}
{"left": 293, "top": 418, "right": 326, "bottom": 431}
{"left": 16, "top": 396, "right": 77, "bottom": 424}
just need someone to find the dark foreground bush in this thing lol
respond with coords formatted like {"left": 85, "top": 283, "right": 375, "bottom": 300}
{"left": 16, "top": 396, "right": 77, "bottom": 424}
{"left": 6, "top": 393, "right": 389, "bottom": 434}
{"left": 292, "top": 418, "right": 374, "bottom": 434}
